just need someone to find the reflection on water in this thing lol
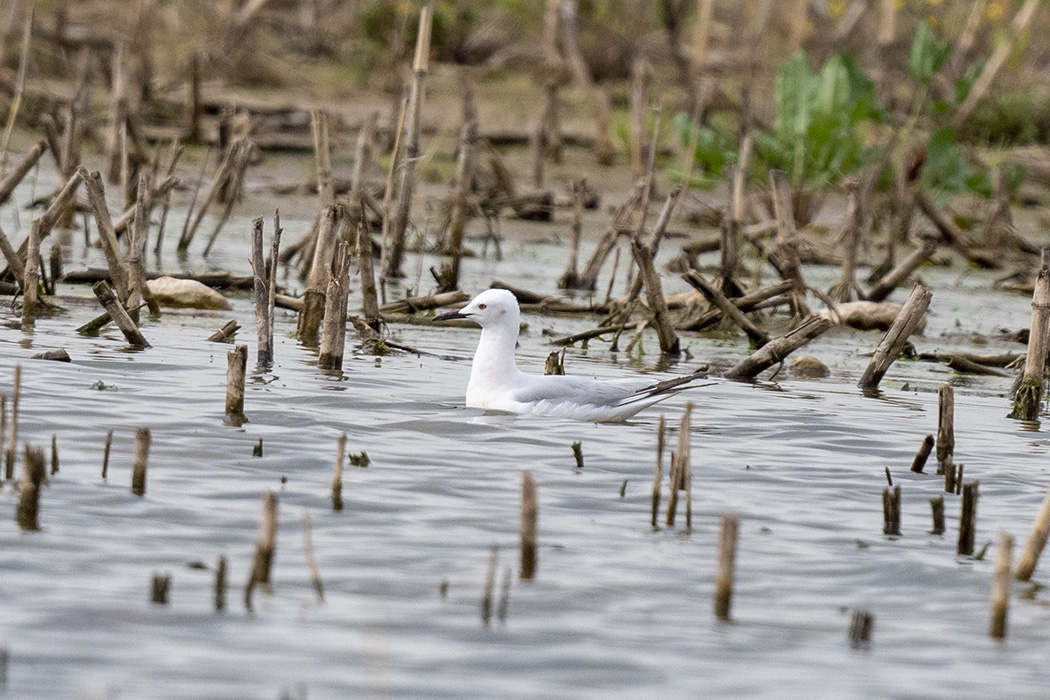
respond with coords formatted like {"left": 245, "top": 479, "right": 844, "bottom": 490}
{"left": 1, "top": 177, "right": 1049, "bottom": 699}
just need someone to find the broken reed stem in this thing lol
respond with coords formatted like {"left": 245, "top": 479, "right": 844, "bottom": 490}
{"left": 50, "top": 434, "right": 58, "bottom": 475}
{"left": 80, "top": 167, "right": 129, "bottom": 301}
{"left": 382, "top": 3, "right": 433, "bottom": 281}
{"left": 1012, "top": 258, "right": 1050, "bottom": 420}
{"left": 215, "top": 554, "right": 228, "bottom": 612}
{"left": 207, "top": 320, "right": 240, "bottom": 343}
{"left": 910, "top": 434, "right": 935, "bottom": 473}
{"left": 571, "top": 441, "right": 583, "bottom": 469}
{"left": 17, "top": 445, "right": 46, "bottom": 531}
{"left": 930, "top": 495, "right": 945, "bottom": 535}
{"left": 302, "top": 513, "right": 325, "bottom": 603}
{"left": 725, "top": 316, "right": 833, "bottom": 381}
{"left": 937, "top": 385, "right": 955, "bottom": 473}
{"left": 958, "top": 480, "right": 979, "bottom": 556}
{"left": 245, "top": 490, "right": 278, "bottom": 611}
{"left": 651, "top": 415, "right": 665, "bottom": 528}
{"left": 91, "top": 281, "right": 149, "bottom": 347}
{"left": 331, "top": 433, "right": 346, "bottom": 511}
{"left": 713, "top": 513, "right": 739, "bottom": 621}
{"left": 882, "top": 485, "right": 901, "bottom": 536}
{"left": 0, "top": 141, "right": 47, "bottom": 207}
{"left": 683, "top": 269, "right": 770, "bottom": 347}
{"left": 356, "top": 220, "right": 380, "bottom": 330}
{"left": 267, "top": 211, "right": 283, "bottom": 349}
{"left": 299, "top": 205, "right": 343, "bottom": 347}
{"left": 1015, "top": 486, "right": 1050, "bottom": 581}
{"left": 150, "top": 573, "right": 171, "bottom": 604}
{"left": 5, "top": 364, "right": 20, "bottom": 480}
{"left": 677, "top": 403, "right": 694, "bottom": 531}
{"left": 102, "top": 429, "right": 113, "bottom": 479}
{"left": 857, "top": 284, "right": 932, "bottom": 390}
{"left": 310, "top": 111, "right": 335, "bottom": 207}
{"left": 225, "top": 344, "right": 248, "bottom": 421}
{"left": 666, "top": 449, "right": 680, "bottom": 527}
{"left": 21, "top": 219, "right": 42, "bottom": 320}
{"left": 482, "top": 543, "right": 498, "bottom": 625}
{"left": 250, "top": 217, "right": 272, "bottom": 367}
{"left": 865, "top": 238, "right": 937, "bottom": 303}
{"left": 990, "top": 531, "right": 1013, "bottom": 639}
{"left": 318, "top": 241, "right": 352, "bottom": 370}
{"left": 768, "top": 169, "right": 810, "bottom": 317}
{"left": 520, "top": 470, "right": 538, "bottom": 580}
{"left": 497, "top": 566, "right": 512, "bottom": 624}
{"left": 849, "top": 610, "right": 874, "bottom": 649}
{"left": 131, "top": 427, "right": 150, "bottom": 496}
{"left": 127, "top": 172, "right": 154, "bottom": 322}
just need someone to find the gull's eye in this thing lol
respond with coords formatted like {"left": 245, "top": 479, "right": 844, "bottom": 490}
{"left": 478, "top": 303, "right": 487, "bottom": 310}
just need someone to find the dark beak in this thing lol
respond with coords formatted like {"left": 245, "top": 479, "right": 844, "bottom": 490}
{"left": 434, "top": 308, "right": 470, "bottom": 322}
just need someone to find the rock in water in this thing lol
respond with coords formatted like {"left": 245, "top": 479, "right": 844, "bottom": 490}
{"left": 146, "top": 276, "right": 231, "bottom": 310}
{"left": 789, "top": 355, "right": 829, "bottom": 379}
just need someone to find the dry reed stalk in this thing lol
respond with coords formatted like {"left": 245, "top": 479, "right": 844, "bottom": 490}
{"left": 319, "top": 241, "right": 352, "bottom": 370}
{"left": 80, "top": 168, "right": 129, "bottom": 300}
{"left": 910, "top": 435, "right": 934, "bottom": 473}
{"left": 382, "top": 3, "right": 433, "bottom": 281}
{"left": 769, "top": 170, "right": 810, "bottom": 317}
{"left": 202, "top": 140, "right": 253, "bottom": 256}
{"left": 20, "top": 219, "right": 41, "bottom": 321}
{"left": 225, "top": 344, "right": 248, "bottom": 421}
{"left": 302, "top": 513, "right": 324, "bottom": 603}
{"left": 331, "top": 433, "right": 346, "bottom": 511}
{"left": 665, "top": 449, "right": 681, "bottom": 527}
{"left": 153, "top": 139, "right": 184, "bottom": 255}
{"left": 0, "top": 141, "right": 46, "bottom": 206}
{"left": 625, "top": 187, "right": 683, "bottom": 303}
{"left": 571, "top": 441, "right": 583, "bottom": 469}
{"left": 1015, "top": 488, "right": 1050, "bottom": 581}
{"left": 0, "top": 223, "right": 25, "bottom": 289}
{"left": 102, "top": 429, "right": 113, "bottom": 479}
{"left": 0, "top": 7, "right": 32, "bottom": 176}
{"left": 683, "top": 270, "right": 770, "bottom": 347}
{"left": 355, "top": 221, "right": 380, "bottom": 331}
{"left": 958, "top": 481, "right": 979, "bottom": 556}
{"left": 651, "top": 415, "right": 665, "bottom": 527}
{"left": 677, "top": 403, "right": 694, "bottom": 531}
{"left": 131, "top": 427, "right": 150, "bottom": 496}
{"left": 436, "top": 116, "right": 477, "bottom": 293}
{"left": 497, "top": 566, "right": 512, "bottom": 624}
{"left": 558, "top": 180, "right": 586, "bottom": 289}
{"left": 50, "top": 434, "right": 57, "bottom": 476}
{"left": 930, "top": 495, "right": 945, "bottom": 535}
{"left": 990, "top": 531, "right": 1013, "bottom": 639}
{"left": 953, "top": 0, "right": 1042, "bottom": 129}
{"left": 857, "top": 284, "right": 932, "bottom": 390}
{"left": 482, "top": 543, "right": 498, "bottom": 625}
{"left": 520, "top": 471, "right": 538, "bottom": 580}
{"left": 299, "top": 205, "right": 344, "bottom": 346}
{"left": 215, "top": 554, "right": 228, "bottom": 612}
{"left": 267, "top": 212, "right": 283, "bottom": 344}
{"left": 91, "top": 281, "right": 149, "bottom": 347}
{"left": 105, "top": 43, "right": 128, "bottom": 184}
{"left": 127, "top": 172, "right": 156, "bottom": 321}
{"left": 865, "top": 238, "right": 938, "bottom": 303}
{"left": 1012, "top": 257, "right": 1050, "bottom": 420}
{"left": 244, "top": 491, "right": 278, "bottom": 610}
{"left": 714, "top": 513, "right": 738, "bottom": 621}
{"left": 848, "top": 610, "right": 874, "bottom": 649}
{"left": 726, "top": 316, "right": 833, "bottom": 381}
{"left": 206, "top": 320, "right": 240, "bottom": 343}
{"left": 311, "top": 111, "right": 335, "bottom": 207}
{"left": 150, "top": 573, "right": 171, "bottom": 605}
{"left": 937, "top": 385, "right": 955, "bottom": 472}
{"left": 349, "top": 112, "right": 377, "bottom": 220}
{"left": 250, "top": 217, "right": 270, "bottom": 366}
{"left": 17, "top": 445, "right": 45, "bottom": 531}
{"left": 882, "top": 485, "right": 901, "bottom": 536}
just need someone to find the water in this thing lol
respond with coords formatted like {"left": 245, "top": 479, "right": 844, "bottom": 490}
{"left": 2, "top": 151, "right": 1050, "bottom": 699}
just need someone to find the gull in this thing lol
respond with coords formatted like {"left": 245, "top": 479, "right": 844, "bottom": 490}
{"left": 434, "top": 288, "right": 708, "bottom": 422}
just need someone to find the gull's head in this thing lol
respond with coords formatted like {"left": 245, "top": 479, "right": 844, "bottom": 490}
{"left": 434, "top": 288, "right": 520, "bottom": 329}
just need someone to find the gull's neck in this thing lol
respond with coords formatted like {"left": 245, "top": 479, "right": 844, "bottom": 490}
{"left": 467, "top": 316, "right": 524, "bottom": 402}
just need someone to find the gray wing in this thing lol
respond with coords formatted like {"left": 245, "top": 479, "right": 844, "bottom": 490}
{"left": 512, "top": 369, "right": 708, "bottom": 408}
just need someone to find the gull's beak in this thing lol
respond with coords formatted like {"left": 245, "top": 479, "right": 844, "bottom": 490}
{"left": 434, "top": 307, "right": 470, "bottom": 322}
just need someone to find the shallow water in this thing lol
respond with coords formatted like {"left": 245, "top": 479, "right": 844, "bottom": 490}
{"left": 2, "top": 148, "right": 1050, "bottom": 699}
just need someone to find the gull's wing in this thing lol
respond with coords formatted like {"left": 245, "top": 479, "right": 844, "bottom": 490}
{"left": 512, "top": 369, "right": 708, "bottom": 409}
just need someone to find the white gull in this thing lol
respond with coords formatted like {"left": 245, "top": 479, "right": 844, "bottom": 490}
{"left": 434, "top": 288, "right": 708, "bottom": 422}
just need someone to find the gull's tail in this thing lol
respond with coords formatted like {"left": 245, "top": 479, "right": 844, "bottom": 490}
{"left": 617, "top": 368, "right": 712, "bottom": 409}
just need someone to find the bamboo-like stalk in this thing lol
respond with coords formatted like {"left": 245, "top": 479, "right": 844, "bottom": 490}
{"left": 1015, "top": 487, "right": 1050, "bottom": 581}
{"left": 727, "top": 316, "right": 833, "bottom": 381}
{"left": 0, "top": 141, "right": 46, "bottom": 206}
{"left": 17, "top": 445, "right": 45, "bottom": 531}
{"left": 318, "top": 241, "right": 351, "bottom": 370}
{"left": 91, "top": 281, "right": 149, "bottom": 347}
{"left": 21, "top": 219, "right": 41, "bottom": 321}
{"left": 381, "top": 3, "right": 433, "bottom": 281}
{"left": 937, "top": 385, "right": 955, "bottom": 473}
{"left": 857, "top": 284, "right": 932, "bottom": 390}
{"left": 651, "top": 415, "right": 665, "bottom": 528}
{"left": 244, "top": 491, "right": 278, "bottom": 610}
{"left": 250, "top": 217, "right": 270, "bottom": 367}
{"left": 131, "top": 427, "right": 150, "bottom": 497}
{"left": 299, "top": 205, "right": 344, "bottom": 346}
{"left": 521, "top": 470, "right": 538, "bottom": 580}
{"left": 990, "top": 531, "right": 1013, "bottom": 639}
{"left": 331, "top": 433, "right": 346, "bottom": 511}
{"left": 80, "top": 168, "right": 129, "bottom": 301}
{"left": 769, "top": 169, "right": 810, "bottom": 317}
{"left": 225, "top": 344, "right": 248, "bottom": 421}
{"left": 713, "top": 514, "right": 739, "bottom": 620}
{"left": 1012, "top": 257, "right": 1050, "bottom": 420}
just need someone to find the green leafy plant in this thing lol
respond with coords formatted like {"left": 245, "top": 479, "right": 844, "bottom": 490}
{"left": 670, "top": 112, "right": 737, "bottom": 188}
{"left": 755, "top": 52, "right": 884, "bottom": 191}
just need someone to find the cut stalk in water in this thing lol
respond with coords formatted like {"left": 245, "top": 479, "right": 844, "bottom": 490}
{"left": 571, "top": 441, "right": 583, "bottom": 469}
{"left": 882, "top": 485, "right": 901, "bottom": 536}
{"left": 1011, "top": 257, "right": 1050, "bottom": 420}
{"left": 714, "top": 513, "right": 738, "bottom": 621}
{"left": 865, "top": 238, "right": 938, "bottom": 303}
{"left": 81, "top": 168, "right": 128, "bottom": 301}
{"left": 131, "top": 427, "right": 150, "bottom": 497}
{"left": 91, "top": 281, "right": 149, "bottom": 348}
{"left": 5, "top": 365, "right": 20, "bottom": 480}
{"left": 482, "top": 543, "right": 498, "bottom": 625}
{"left": 1015, "top": 487, "right": 1050, "bottom": 581}
{"left": 299, "top": 205, "right": 344, "bottom": 347}
{"left": 21, "top": 219, "right": 41, "bottom": 321}
{"left": 910, "top": 435, "right": 934, "bottom": 473}
{"left": 17, "top": 445, "right": 45, "bottom": 531}
{"left": 769, "top": 169, "right": 810, "bottom": 318}
{"left": 683, "top": 270, "right": 769, "bottom": 348}
{"left": 520, "top": 471, "right": 538, "bottom": 580}
{"left": 937, "top": 385, "right": 955, "bottom": 473}
{"left": 302, "top": 513, "right": 324, "bottom": 603}
{"left": 651, "top": 415, "right": 665, "bottom": 528}
{"left": 332, "top": 433, "right": 346, "bottom": 512}
{"left": 726, "top": 316, "right": 833, "bottom": 381}
{"left": 207, "top": 320, "right": 240, "bottom": 343}
{"left": 102, "top": 429, "right": 113, "bottom": 480}
{"left": 857, "top": 284, "right": 932, "bottom": 390}
{"left": 930, "top": 495, "right": 945, "bottom": 535}
{"left": 215, "top": 554, "right": 228, "bottom": 612}
{"left": 50, "top": 434, "right": 58, "bottom": 476}
{"left": 225, "top": 344, "right": 248, "bottom": 422}
{"left": 245, "top": 491, "right": 278, "bottom": 611}
{"left": 318, "top": 241, "right": 351, "bottom": 370}
{"left": 150, "top": 573, "right": 171, "bottom": 605}
{"left": 990, "top": 531, "right": 1013, "bottom": 639}
{"left": 958, "top": 480, "right": 979, "bottom": 556}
